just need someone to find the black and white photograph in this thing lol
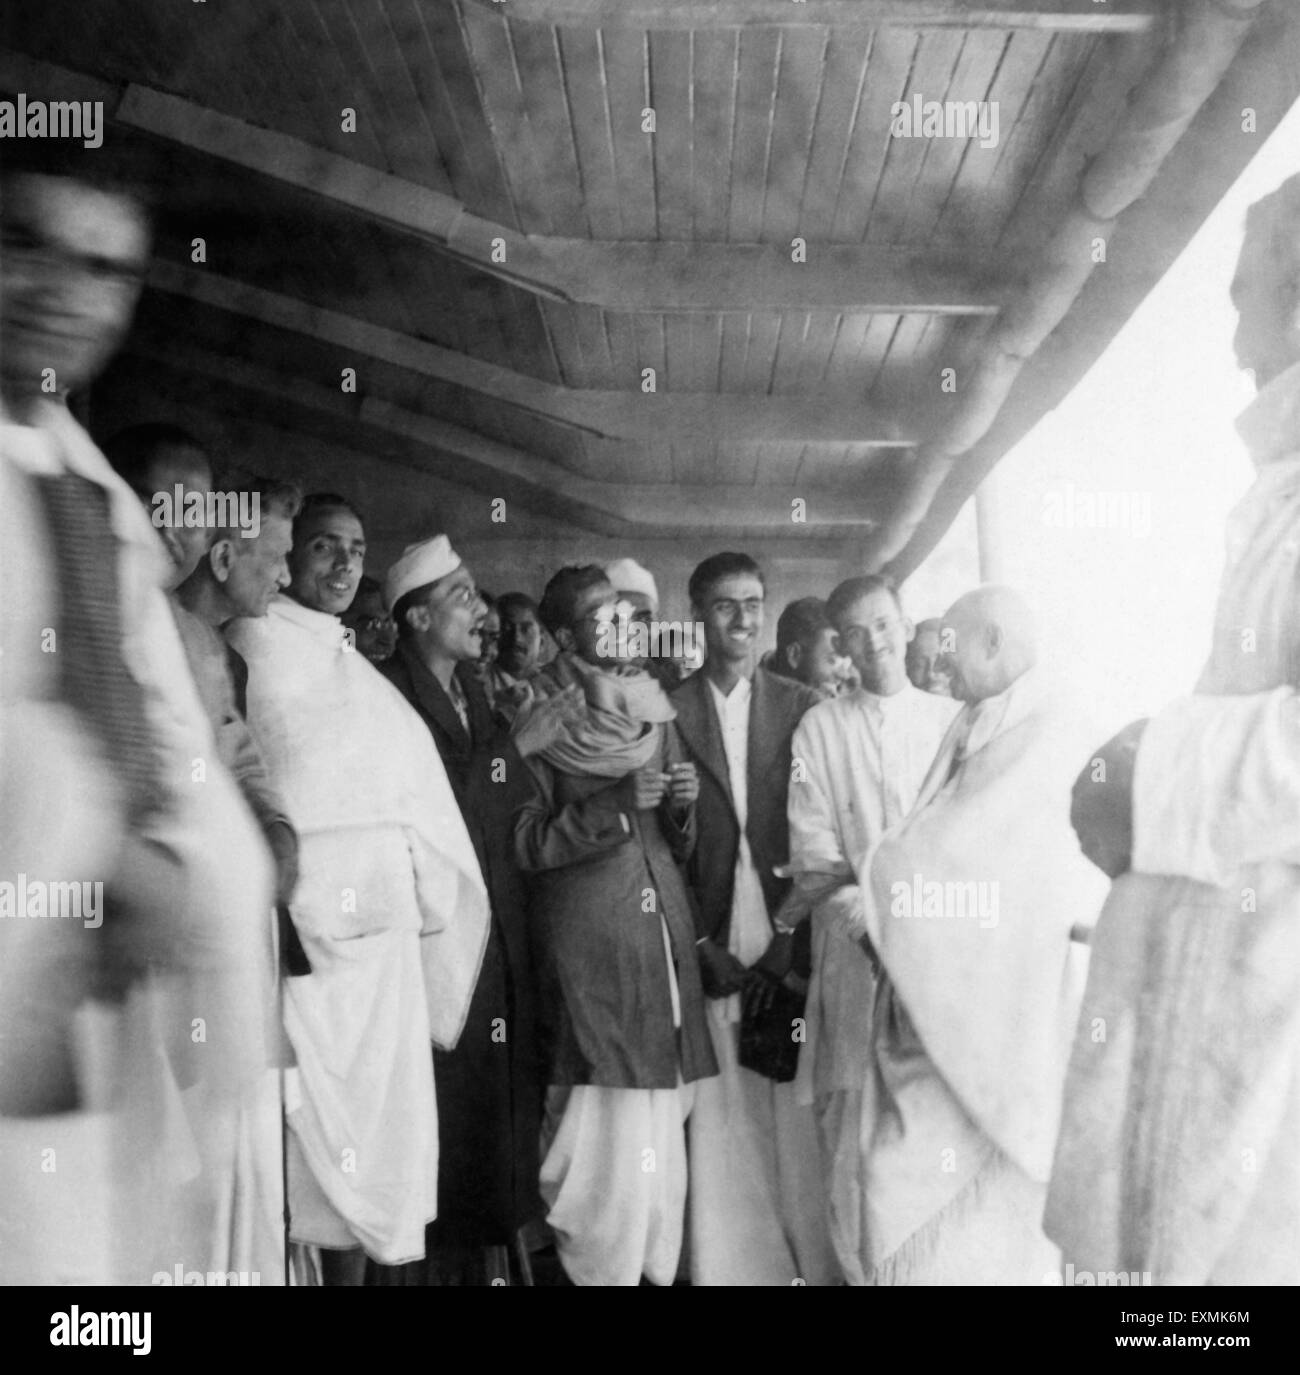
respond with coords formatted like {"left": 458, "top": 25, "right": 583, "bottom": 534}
{"left": 0, "top": 0, "right": 1296, "bottom": 1337}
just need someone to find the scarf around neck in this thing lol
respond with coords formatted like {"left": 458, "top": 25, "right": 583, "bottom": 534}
{"left": 535, "top": 651, "right": 676, "bottom": 778}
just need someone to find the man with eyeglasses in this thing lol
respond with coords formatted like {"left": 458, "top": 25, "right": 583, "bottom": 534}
{"left": 376, "top": 536, "right": 581, "bottom": 1284}
{"left": 672, "top": 553, "right": 837, "bottom": 1285}
{"left": 514, "top": 564, "right": 713, "bottom": 1286}
{"left": 340, "top": 574, "right": 397, "bottom": 664}
{"left": 786, "top": 574, "right": 958, "bottom": 1284}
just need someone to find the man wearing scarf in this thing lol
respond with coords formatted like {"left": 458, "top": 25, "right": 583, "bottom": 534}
{"left": 1049, "top": 174, "right": 1300, "bottom": 1285}
{"left": 515, "top": 564, "right": 717, "bottom": 1286}
{"left": 855, "top": 586, "right": 1103, "bottom": 1284}
{"left": 227, "top": 495, "right": 489, "bottom": 1284}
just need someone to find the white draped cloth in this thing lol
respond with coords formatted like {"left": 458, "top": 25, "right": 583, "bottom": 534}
{"left": 787, "top": 684, "right": 957, "bottom": 1282}
{"left": 228, "top": 596, "right": 488, "bottom": 1264}
{"left": 1047, "top": 360, "right": 1300, "bottom": 1284}
{"left": 857, "top": 669, "right": 1105, "bottom": 1284}
{"left": 0, "top": 400, "right": 276, "bottom": 1284}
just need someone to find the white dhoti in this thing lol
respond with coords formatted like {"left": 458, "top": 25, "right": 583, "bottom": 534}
{"left": 541, "top": 1081, "right": 694, "bottom": 1287}
{"left": 689, "top": 1010, "right": 837, "bottom": 1285}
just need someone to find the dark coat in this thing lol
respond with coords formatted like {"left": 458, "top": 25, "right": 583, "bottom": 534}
{"left": 671, "top": 667, "right": 820, "bottom": 945}
{"left": 514, "top": 709, "right": 717, "bottom": 1091}
{"left": 380, "top": 641, "right": 543, "bottom": 1242}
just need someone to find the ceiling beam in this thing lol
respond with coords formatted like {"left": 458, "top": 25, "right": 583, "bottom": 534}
{"left": 110, "top": 81, "right": 999, "bottom": 315}
{"left": 124, "top": 337, "right": 892, "bottom": 536}
{"left": 461, "top": 0, "right": 1160, "bottom": 32}
{"left": 0, "top": 47, "right": 1004, "bottom": 317}
{"left": 145, "top": 261, "right": 913, "bottom": 446}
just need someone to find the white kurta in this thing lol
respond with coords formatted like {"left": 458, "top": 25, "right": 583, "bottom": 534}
{"left": 787, "top": 684, "right": 957, "bottom": 1282}
{"left": 228, "top": 597, "right": 488, "bottom": 1265}
{"left": 0, "top": 399, "right": 276, "bottom": 1284}
{"left": 688, "top": 676, "right": 836, "bottom": 1286}
{"left": 858, "top": 669, "right": 1104, "bottom": 1284}
{"left": 1047, "top": 361, "right": 1300, "bottom": 1284}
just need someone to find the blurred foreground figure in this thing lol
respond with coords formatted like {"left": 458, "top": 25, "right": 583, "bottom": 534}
{"left": 1049, "top": 175, "right": 1300, "bottom": 1285}
{"left": 856, "top": 587, "right": 1103, "bottom": 1283}
{"left": 905, "top": 618, "right": 953, "bottom": 697}
{"left": 0, "top": 162, "right": 275, "bottom": 1283}
{"left": 227, "top": 496, "right": 489, "bottom": 1284}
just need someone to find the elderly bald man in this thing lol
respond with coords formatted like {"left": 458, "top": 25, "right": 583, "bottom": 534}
{"left": 852, "top": 585, "right": 1105, "bottom": 1284}
{"left": 1050, "top": 172, "right": 1300, "bottom": 1285}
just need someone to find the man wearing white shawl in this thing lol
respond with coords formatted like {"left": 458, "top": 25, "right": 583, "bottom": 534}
{"left": 856, "top": 587, "right": 1104, "bottom": 1284}
{"left": 227, "top": 494, "right": 489, "bottom": 1283}
{"left": 1048, "top": 174, "right": 1300, "bottom": 1285}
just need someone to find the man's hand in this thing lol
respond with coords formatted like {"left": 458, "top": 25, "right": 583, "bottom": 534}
{"left": 666, "top": 761, "right": 698, "bottom": 813}
{"left": 697, "top": 936, "right": 749, "bottom": 998}
{"left": 622, "top": 766, "right": 669, "bottom": 812}
{"left": 1070, "top": 718, "right": 1148, "bottom": 879}
{"left": 265, "top": 819, "right": 300, "bottom": 907}
{"left": 513, "top": 683, "right": 584, "bottom": 758}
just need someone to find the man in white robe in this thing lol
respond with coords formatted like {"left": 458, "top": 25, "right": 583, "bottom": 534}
{"left": 787, "top": 575, "right": 958, "bottom": 1284}
{"left": 227, "top": 494, "right": 489, "bottom": 1283}
{"left": 856, "top": 587, "right": 1104, "bottom": 1284}
{"left": 0, "top": 163, "right": 275, "bottom": 1284}
{"left": 1047, "top": 174, "right": 1300, "bottom": 1285}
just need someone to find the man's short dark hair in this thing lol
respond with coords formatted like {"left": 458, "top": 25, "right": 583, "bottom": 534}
{"left": 825, "top": 574, "right": 903, "bottom": 629}
{"left": 104, "top": 423, "right": 211, "bottom": 497}
{"left": 497, "top": 591, "right": 537, "bottom": 620}
{"left": 538, "top": 565, "right": 609, "bottom": 637}
{"left": 688, "top": 552, "right": 765, "bottom": 609}
{"left": 774, "top": 597, "right": 832, "bottom": 673}
{"left": 292, "top": 492, "right": 363, "bottom": 544}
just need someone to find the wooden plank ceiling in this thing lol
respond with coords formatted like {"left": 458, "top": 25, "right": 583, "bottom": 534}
{"left": 0, "top": 0, "right": 1280, "bottom": 560}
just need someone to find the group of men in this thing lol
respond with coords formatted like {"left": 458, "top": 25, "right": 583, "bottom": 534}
{"left": 3, "top": 151, "right": 1298, "bottom": 1289}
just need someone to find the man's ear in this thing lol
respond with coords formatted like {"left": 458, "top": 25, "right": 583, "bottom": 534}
{"left": 403, "top": 602, "right": 429, "bottom": 636}
{"left": 986, "top": 623, "right": 1005, "bottom": 657}
{"left": 783, "top": 643, "right": 803, "bottom": 673}
{"left": 901, "top": 614, "right": 916, "bottom": 645}
{"left": 209, "top": 537, "right": 237, "bottom": 585}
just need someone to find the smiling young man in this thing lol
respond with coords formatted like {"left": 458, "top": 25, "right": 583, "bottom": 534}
{"left": 785, "top": 574, "right": 959, "bottom": 1283}
{"left": 671, "top": 553, "right": 837, "bottom": 1286}
{"left": 226, "top": 498, "right": 490, "bottom": 1286}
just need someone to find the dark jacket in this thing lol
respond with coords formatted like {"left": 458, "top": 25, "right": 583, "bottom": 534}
{"left": 380, "top": 641, "right": 543, "bottom": 1241}
{"left": 513, "top": 677, "right": 717, "bottom": 1090}
{"left": 671, "top": 666, "right": 820, "bottom": 945}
